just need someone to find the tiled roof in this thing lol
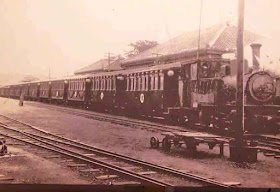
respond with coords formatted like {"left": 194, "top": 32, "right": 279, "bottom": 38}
{"left": 75, "top": 59, "right": 109, "bottom": 75}
{"left": 122, "top": 23, "right": 261, "bottom": 65}
{"left": 75, "top": 58, "right": 124, "bottom": 75}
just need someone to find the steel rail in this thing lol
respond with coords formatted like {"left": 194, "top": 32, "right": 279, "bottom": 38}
{"left": 0, "top": 124, "right": 171, "bottom": 187}
{"left": 0, "top": 114, "right": 232, "bottom": 188}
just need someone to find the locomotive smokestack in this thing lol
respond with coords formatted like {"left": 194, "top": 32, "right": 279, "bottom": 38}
{"left": 250, "top": 43, "right": 262, "bottom": 70}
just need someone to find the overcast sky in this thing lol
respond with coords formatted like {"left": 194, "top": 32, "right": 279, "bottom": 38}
{"left": 0, "top": 0, "right": 279, "bottom": 78}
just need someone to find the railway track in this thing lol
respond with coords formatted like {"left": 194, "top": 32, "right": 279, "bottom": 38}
{"left": 26, "top": 101, "right": 227, "bottom": 136}
{"left": 0, "top": 114, "right": 233, "bottom": 188}
{"left": 24, "top": 101, "right": 280, "bottom": 156}
{"left": 244, "top": 134, "right": 280, "bottom": 157}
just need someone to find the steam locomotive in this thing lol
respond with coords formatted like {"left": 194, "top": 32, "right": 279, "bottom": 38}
{"left": 1, "top": 43, "right": 280, "bottom": 134}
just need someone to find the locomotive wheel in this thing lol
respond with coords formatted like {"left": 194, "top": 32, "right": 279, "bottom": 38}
{"left": 162, "top": 137, "right": 171, "bottom": 152}
{"left": 150, "top": 137, "right": 159, "bottom": 149}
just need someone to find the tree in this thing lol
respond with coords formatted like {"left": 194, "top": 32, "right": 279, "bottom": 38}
{"left": 126, "top": 40, "right": 158, "bottom": 57}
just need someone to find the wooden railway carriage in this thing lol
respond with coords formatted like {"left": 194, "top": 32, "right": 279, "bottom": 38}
{"left": 9, "top": 85, "right": 16, "bottom": 98}
{"left": 88, "top": 72, "right": 119, "bottom": 112}
{"left": 50, "top": 79, "right": 67, "bottom": 104}
{"left": 66, "top": 75, "right": 90, "bottom": 106}
{"left": 14, "top": 84, "right": 23, "bottom": 99}
{"left": 21, "top": 83, "right": 30, "bottom": 100}
{"left": 39, "top": 81, "right": 51, "bottom": 102}
{"left": 0, "top": 88, "right": 3, "bottom": 97}
{"left": 119, "top": 63, "right": 182, "bottom": 117}
{"left": 3, "top": 86, "right": 10, "bottom": 97}
{"left": 29, "top": 82, "right": 39, "bottom": 100}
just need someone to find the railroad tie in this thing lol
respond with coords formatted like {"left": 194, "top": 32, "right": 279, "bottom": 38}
{"left": 82, "top": 153, "right": 96, "bottom": 157}
{"left": 122, "top": 166, "right": 138, "bottom": 170}
{"left": 61, "top": 159, "right": 74, "bottom": 162}
{"left": 222, "top": 182, "right": 241, "bottom": 186}
{"left": 43, "top": 155, "right": 61, "bottom": 159}
{"left": 67, "top": 163, "right": 87, "bottom": 168}
{"left": 264, "top": 153, "right": 275, "bottom": 157}
{"left": 112, "top": 181, "right": 141, "bottom": 185}
{"left": 137, "top": 171, "right": 157, "bottom": 175}
{"left": 0, "top": 177, "right": 14, "bottom": 181}
{"left": 79, "top": 168, "right": 100, "bottom": 173}
{"left": 95, "top": 175, "right": 118, "bottom": 180}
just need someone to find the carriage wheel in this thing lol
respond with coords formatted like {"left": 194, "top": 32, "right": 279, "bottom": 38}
{"left": 173, "top": 139, "right": 182, "bottom": 147}
{"left": 199, "top": 110, "right": 211, "bottom": 129}
{"left": 162, "top": 137, "right": 171, "bottom": 152}
{"left": 150, "top": 137, "right": 159, "bottom": 149}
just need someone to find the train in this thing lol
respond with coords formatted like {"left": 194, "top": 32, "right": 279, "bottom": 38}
{"left": 1, "top": 43, "right": 280, "bottom": 134}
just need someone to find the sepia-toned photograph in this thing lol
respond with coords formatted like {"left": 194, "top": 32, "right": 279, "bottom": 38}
{"left": 0, "top": 0, "right": 279, "bottom": 191}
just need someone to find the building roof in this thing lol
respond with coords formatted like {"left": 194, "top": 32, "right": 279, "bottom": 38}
{"left": 74, "top": 57, "right": 124, "bottom": 75}
{"left": 122, "top": 23, "right": 261, "bottom": 66}
{"left": 75, "top": 59, "right": 109, "bottom": 75}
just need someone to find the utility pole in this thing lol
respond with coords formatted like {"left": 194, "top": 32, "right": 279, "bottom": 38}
{"left": 230, "top": 0, "right": 257, "bottom": 162}
{"left": 104, "top": 52, "right": 114, "bottom": 70}
{"left": 235, "top": 0, "right": 245, "bottom": 148}
{"left": 48, "top": 67, "right": 51, "bottom": 79}
{"left": 197, "top": 0, "right": 203, "bottom": 60}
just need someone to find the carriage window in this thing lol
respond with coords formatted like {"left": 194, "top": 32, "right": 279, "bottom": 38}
{"left": 191, "top": 64, "right": 198, "bottom": 80}
{"left": 100, "top": 79, "right": 102, "bottom": 90}
{"left": 96, "top": 79, "right": 99, "bottom": 90}
{"left": 92, "top": 79, "right": 95, "bottom": 90}
{"left": 160, "top": 72, "right": 164, "bottom": 90}
{"left": 154, "top": 74, "right": 159, "bottom": 90}
{"left": 113, "top": 77, "right": 116, "bottom": 90}
{"left": 145, "top": 74, "right": 149, "bottom": 91}
{"left": 107, "top": 78, "right": 110, "bottom": 91}
{"left": 225, "top": 65, "right": 231, "bottom": 76}
{"left": 141, "top": 76, "right": 145, "bottom": 91}
{"left": 101, "top": 78, "right": 104, "bottom": 90}
{"left": 150, "top": 74, "right": 154, "bottom": 90}
{"left": 138, "top": 75, "right": 141, "bottom": 91}
{"left": 133, "top": 76, "right": 137, "bottom": 91}
{"left": 130, "top": 76, "right": 133, "bottom": 91}
{"left": 126, "top": 76, "right": 129, "bottom": 91}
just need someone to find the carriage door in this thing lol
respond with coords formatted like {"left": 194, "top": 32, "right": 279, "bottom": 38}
{"left": 115, "top": 75, "right": 126, "bottom": 105}
{"left": 164, "top": 69, "right": 179, "bottom": 108}
{"left": 181, "top": 65, "right": 193, "bottom": 107}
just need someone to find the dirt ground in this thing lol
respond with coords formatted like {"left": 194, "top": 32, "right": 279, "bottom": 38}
{"left": 0, "top": 98, "right": 279, "bottom": 187}
{"left": 0, "top": 146, "right": 89, "bottom": 184}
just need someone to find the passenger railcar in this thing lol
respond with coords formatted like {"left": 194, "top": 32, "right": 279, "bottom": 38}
{"left": 39, "top": 81, "right": 51, "bottom": 102}
{"left": 66, "top": 75, "right": 90, "bottom": 107}
{"left": 119, "top": 63, "right": 181, "bottom": 117}
{"left": 50, "top": 79, "right": 67, "bottom": 104}
{"left": 29, "top": 82, "right": 39, "bottom": 101}
{"left": 88, "top": 71, "right": 120, "bottom": 112}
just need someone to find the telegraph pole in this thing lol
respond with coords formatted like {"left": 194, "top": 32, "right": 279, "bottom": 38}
{"left": 230, "top": 0, "right": 257, "bottom": 162}
{"left": 197, "top": 0, "right": 203, "bottom": 60}
{"left": 235, "top": 0, "right": 245, "bottom": 148}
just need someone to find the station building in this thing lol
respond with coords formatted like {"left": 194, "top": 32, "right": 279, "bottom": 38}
{"left": 75, "top": 23, "right": 278, "bottom": 75}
